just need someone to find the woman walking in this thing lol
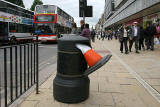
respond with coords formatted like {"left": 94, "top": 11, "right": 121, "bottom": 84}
{"left": 119, "top": 25, "right": 130, "bottom": 54}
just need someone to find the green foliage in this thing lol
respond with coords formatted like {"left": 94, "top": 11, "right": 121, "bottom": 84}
{"left": 30, "top": 0, "right": 43, "bottom": 11}
{"left": 5, "top": 0, "right": 25, "bottom": 8}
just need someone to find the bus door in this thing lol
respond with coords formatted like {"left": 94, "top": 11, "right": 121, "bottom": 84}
{"left": 0, "top": 22, "right": 8, "bottom": 43}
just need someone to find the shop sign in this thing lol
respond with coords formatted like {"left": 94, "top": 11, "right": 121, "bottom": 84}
{"left": 22, "top": 18, "right": 32, "bottom": 24}
{"left": 143, "top": 12, "right": 160, "bottom": 28}
{"left": 0, "top": 11, "right": 22, "bottom": 23}
{"left": 143, "top": 12, "right": 160, "bottom": 22}
{"left": 147, "top": 14, "right": 158, "bottom": 19}
{"left": 9, "top": 15, "right": 22, "bottom": 23}
{"left": 0, "top": 12, "right": 9, "bottom": 22}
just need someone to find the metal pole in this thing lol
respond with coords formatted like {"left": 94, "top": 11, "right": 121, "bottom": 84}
{"left": 83, "top": 7, "right": 85, "bottom": 23}
{"left": 4, "top": 48, "right": 7, "bottom": 107}
{"left": 10, "top": 47, "right": 13, "bottom": 102}
{"left": 36, "top": 35, "right": 39, "bottom": 94}
{"left": 83, "top": 14, "right": 85, "bottom": 23}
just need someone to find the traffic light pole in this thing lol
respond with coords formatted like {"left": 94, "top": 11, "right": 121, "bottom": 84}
{"left": 83, "top": 11, "right": 85, "bottom": 23}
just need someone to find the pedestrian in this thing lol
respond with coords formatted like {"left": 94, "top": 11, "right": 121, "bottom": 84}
{"left": 145, "top": 23, "right": 157, "bottom": 50}
{"left": 108, "top": 30, "right": 111, "bottom": 40}
{"left": 119, "top": 25, "right": 129, "bottom": 54}
{"left": 91, "top": 29, "right": 96, "bottom": 42}
{"left": 102, "top": 31, "right": 106, "bottom": 41}
{"left": 110, "top": 30, "right": 113, "bottom": 40}
{"left": 100, "top": 31, "right": 103, "bottom": 40}
{"left": 129, "top": 22, "right": 140, "bottom": 53}
{"left": 80, "top": 23, "right": 91, "bottom": 40}
{"left": 105, "top": 31, "right": 108, "bottom": 39}
{"left": 117, "top": 29, "right": 121, "bottom": 40}
{"left": 79, "top": 20, "right": 85, "bottom": 34}
{"left": 139, "top": 26, "right": 145, "bottom": 51}
{"left": 71, "top": 22, "right": 78, "bottom": 34}
{"left": 155, "top": 23, "right": 160, "bottom": 39}
{"left": 115, "top": 30, "right": 118, "bottom": 40}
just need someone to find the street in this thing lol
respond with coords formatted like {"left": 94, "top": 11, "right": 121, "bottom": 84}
{"left": 0, "top": 43, "right": 57, "bottom": 106}
{"left": 38, "top": 43, "right": 57, "bottom": 70}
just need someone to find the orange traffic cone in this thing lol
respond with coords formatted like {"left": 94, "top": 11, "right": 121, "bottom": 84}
{"left": 76, "top": 44, "right": 102, "bottom": 67}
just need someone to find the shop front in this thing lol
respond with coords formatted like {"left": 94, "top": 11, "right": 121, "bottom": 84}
{"left": 125, "top": 17, "right": 143, "bottom": 27}
{"left": 143, "top": 12, "right": 160, "bottom": 29}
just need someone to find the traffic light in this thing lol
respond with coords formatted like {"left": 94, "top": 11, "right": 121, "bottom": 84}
{"left": 79, "top": 0, "right": 87, "bottom": 17}
{"left": 85, "top": 6, "right": 92, "bottom": 17}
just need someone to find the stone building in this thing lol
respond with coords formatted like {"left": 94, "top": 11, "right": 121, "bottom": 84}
{"left": 103, "top": 0, "right": 160, "bottom": 29}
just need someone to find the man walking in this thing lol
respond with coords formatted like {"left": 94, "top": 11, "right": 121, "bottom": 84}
{"left": 145, "top": 23, "right": 157, "bottom": 50}
{"left": 91, "top": 29, "right": 96, "bottom": 42}
{"left": 129, "top": 22, "right": 140, "bottom": 53}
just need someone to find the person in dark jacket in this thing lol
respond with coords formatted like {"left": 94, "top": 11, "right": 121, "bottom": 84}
{"left": 139, "top": 26, "right": 145, "bottom": 51}
{"left": 91, "top": 29, "right": 96, "bottom": 42}
{"left": 145, "top": 23, "right": 157, "bottom": 50}
{"left": 80, "top": 24, "right": 91, "bottom": 40}
{"left": 129, "top": 22, "right": 140, "bottom": 53}
{"left": 102, "top": 31, "right": 106, "bottom": 41}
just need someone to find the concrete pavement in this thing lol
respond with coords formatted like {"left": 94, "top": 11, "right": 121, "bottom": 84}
{"left": 18, "top": 38, "right": 160, "bottom": 107}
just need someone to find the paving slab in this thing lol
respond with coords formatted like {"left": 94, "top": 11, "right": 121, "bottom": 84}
{"left": 18, "top": 39, "right": 160, "bottom": 107}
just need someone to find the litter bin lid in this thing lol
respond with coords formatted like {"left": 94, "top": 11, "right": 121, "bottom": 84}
{"left": 58, "top": 35, "right": 90, "bottom": 52}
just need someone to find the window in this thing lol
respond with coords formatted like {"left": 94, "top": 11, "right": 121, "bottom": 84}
{"left": 35, "top": 23, "right": 56, "bottom": 34}
{"left": 35, "top": 15, "right": 55, "bottom": 22}
{"left": 9, "top": 23, "right": 32, "bottom": 33}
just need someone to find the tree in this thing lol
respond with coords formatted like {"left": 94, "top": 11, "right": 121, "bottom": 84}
{"left": 5, "top": 0, "right": 25, "bottom": 8}
{"left": 30, "top": 0, "right": 43, "bottom": 11}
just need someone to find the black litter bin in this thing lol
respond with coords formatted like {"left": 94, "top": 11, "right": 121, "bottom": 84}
{"left": 53, "top": 35, "right": 112, "bottom": 103}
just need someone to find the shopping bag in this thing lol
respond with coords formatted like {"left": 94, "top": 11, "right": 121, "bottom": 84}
{"left": 154, "top": 37, "right": 160, "bottom": 45}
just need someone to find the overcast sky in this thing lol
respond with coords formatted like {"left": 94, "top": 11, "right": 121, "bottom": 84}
{"left": 23, "top": 0, "right": 105, "bottom": 27}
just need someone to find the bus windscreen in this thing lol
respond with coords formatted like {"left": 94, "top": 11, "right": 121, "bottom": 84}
{"left": 35, "top": 15, "right": 54, "bottom": 22}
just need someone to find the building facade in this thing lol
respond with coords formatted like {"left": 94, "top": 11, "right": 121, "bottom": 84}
{"left": 104, "top": 0, "right": 115, "bottom": 21}
{"left": 114, "top": 0, "right": 128, "bottom": 9}
{"left": 103, "top": 0, "right": 160, "bottom": 29}
{"left": 95, "top": 14, "right": 104, "bottom": 31}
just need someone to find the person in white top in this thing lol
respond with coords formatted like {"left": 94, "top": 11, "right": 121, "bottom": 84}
{"left": 119, "top": 24, "right": 129, "bottom": 54}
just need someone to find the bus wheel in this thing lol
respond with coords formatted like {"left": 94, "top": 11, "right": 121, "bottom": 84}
{"left": 10, "top": 36, "right": 17, "bottom": 44}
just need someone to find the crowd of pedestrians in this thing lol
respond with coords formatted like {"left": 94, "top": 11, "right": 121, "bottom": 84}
{"left": 110, "top": 21, "right": 159, "bottom": 54}
{"left": 96, "top": 29, "right": 116, "bottom": 41}
{"left": 93, "top": 21, "right": 160, "bottom": 54}
{"left": 70, "top": 20, "right": 160, "bottom": 55}
{"left": 119, "top": 22, "right": 160, "bottom": 54}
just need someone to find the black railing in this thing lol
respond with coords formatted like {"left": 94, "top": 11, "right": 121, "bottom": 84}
{"left": 0, "top": 36, "right": 39, "bottom": 107}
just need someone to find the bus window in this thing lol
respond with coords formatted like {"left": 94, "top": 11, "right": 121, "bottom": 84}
{"left": 35, "top": 23, "right": 56, "bottom": 35}
{"left": 35, "top": 15, "right": 54, "bottom": 22}
{"left": 9, "top": 23, "right": 17, "bottom": 33}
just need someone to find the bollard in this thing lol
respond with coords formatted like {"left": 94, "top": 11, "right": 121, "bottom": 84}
{"left": 53, "top": 35, "right": 112, "bottom": 103}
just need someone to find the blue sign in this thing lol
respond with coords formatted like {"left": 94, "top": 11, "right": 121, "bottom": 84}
{"left": 35, "top": 30, "right": 41, "bottom": 34}
{"left": 66, "top": 21, "right": 71, "bottom": 28}
{"left": 22, "top": 18, "right": 32, "bottom": 24}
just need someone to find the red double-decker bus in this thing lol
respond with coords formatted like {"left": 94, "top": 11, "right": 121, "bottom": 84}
{"left": 34, "top": 5, "right": 74, "bottom": 42}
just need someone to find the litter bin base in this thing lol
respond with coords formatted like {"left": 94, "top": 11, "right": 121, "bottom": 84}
{"left": 53, "top": 76, "right": 90, "bottom": 103}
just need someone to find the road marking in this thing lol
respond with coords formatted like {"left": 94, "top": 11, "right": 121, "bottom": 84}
{"left": 106, "top": 47, "right": 160, "bottom": 103}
